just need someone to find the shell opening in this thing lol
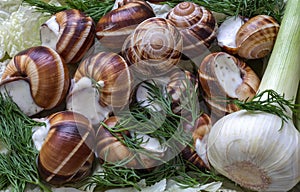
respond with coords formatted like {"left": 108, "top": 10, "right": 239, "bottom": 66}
{"left": 214, "top": 54, "right": 243, "bottom": 98}
{"left": 0, "top": 79, "right": 44, "bottom": 116}
{"left": 40, "top": 16, "right": 59, "bottom": 50}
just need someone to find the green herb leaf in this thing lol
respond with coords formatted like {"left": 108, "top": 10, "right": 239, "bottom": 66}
{"left": 0, "top": 93, "right": 50, "bottom": 192}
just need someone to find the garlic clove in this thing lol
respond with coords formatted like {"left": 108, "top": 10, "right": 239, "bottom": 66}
{"left": 0, "top": 78, "right": 44, "bottom": 116}
{"left": 217, "top": 16, "right": 244, "bottom": 54}
{"left": 207, "top": 110, "right": 300, "bottom": 191}
{"left": 66, "top": 77, "right": 112, "bottom": 128}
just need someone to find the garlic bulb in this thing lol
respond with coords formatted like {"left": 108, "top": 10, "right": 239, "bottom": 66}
{"left": 207, "top": 110, "right": 300, "bottom": 191}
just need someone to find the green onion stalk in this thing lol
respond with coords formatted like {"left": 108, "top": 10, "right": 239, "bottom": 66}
{"left": 206, "top": 0, "right": 300, "bottom": 191}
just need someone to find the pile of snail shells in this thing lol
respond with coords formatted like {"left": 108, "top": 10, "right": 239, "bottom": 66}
{"left": 0, "top": 0, "right": 282, "bottom": 187}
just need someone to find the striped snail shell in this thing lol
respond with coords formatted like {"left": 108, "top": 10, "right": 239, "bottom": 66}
{"left": 0, "top": 46, "right": 70, "bottom": 116}
{"left": 73, "top": 51, "right": 132, "bottom": 107}
{"left": 122, "top": 17, "right": 183, "bottom": 77}
{"left": 96, "top": 0, "right": 155, "bottom": 51}
{"left": 198, "top": 52, "right": 260, "bottom": 116}
{"left": 167, "top": 2, "right": 218, "bottom": 59}
{"left": 37, "top": 111, "right": 95, "bottom": 186}
{"left": 41, "top": 9, "right": 95, "bottom": 64}
{"left": 217, "top": 15, "right": 280, "bottom": 59}
{"left": 236, "top": 15, "right": 280, "bottom": 59}
{"left": 166, "top": 69, "right": 198, "bottom": 114}
{"left": 182, "top": 113, "right": 211, "bottom": 169}
{"left": 96, "top": 116, "right": 139, "bottom": 168}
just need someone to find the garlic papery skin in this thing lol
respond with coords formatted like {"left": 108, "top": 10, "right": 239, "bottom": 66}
{"left": 207, "top": 110, "right": 300, "bottom": 191}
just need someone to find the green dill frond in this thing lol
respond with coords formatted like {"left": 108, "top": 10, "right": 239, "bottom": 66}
{"left": 22, "top": 0, "right": 115, "bottom": 22}
{"left": 0, "top": 93, "right": 49, "bottom": 191}
{"left": 164, "top": 0, "right": 285, "bottom": 23}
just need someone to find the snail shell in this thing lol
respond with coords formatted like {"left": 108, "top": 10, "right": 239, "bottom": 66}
{"left": 41, "top": 9, "right": 95, "bottom": 64}
{"left": 182, "top": 113, "right": 211, "bottom": 169}
{"left": 96, "top": 0, "right": 155, "bottom": 51}
{"left": 167, "top": 2, "right": 218, "bottom": 59}
{"left": 122, "top": 17, "right": 183, "bottom": 77}
{"left": 96, "top": 116, "right": 139, "bottom": 168}
{"left": 217, "top": 15, "right": 280, "bottom": 59}
{"left": 198, "top": 52, "right": 260, "bottom": 115}
{"left": 236, "top": 15, "right": 279, "bottom": 59}
{"left": 73, "top": 51, "right": 132, "bottom": 107}
{"left": 0, "top": 46, "right": 70, "bottom": 116}
{"left": 166, "top": 69, "right": 198, "bottom": 114}
{"left": 37, "top": 111, "right": 95, "bottom": 186}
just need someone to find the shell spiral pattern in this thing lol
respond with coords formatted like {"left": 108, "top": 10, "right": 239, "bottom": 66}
{"left": 122, "top": 17, "right": 183, "bottom": 77}
{"left": 0, "top": 46, "right": 70, "bottom": 110}
{"left": 167, "top": 2, "right": 218, "bottom": 58}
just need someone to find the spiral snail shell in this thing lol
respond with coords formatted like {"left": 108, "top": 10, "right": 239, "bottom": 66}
{"left": 198, "top": 52, "right": 260, "bottom": 116}
{"left": 41, "top": 9, "right": 95, "bottom": 64}
{"left": 96, "top": 0, "right": 155, "bottom": 51}
{"left": 72, "top": 51, "right": 132, "bottom": 107}
{"left": 0, "top": 46, "right": 70, "bottom": 116}
{"left": 217, "top": 15, "right": 280, "bottom": 59}
{"left": 182, "top": 113, "right": 211, "bottom": 169}
{"left": 96, "top": 116, "right": 139, "bottom": 168}
{"left": 167, "top": 2, "right": 218, "bottom": 59}
{"left": 37, "top": 111, "right": 95, "bottom": 186}
{"left": 122, "top": 17, "right": 183, "bottom": 77}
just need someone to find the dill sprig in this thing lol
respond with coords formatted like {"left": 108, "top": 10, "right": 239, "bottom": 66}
{"left": 165, "top": 0, "right": 285, "bottom": 23}
{"left": 0, "top": 93, "right": 49, "bottom": 192}
{"left": 22, "top": 0, "right": 114, "bottom": 22}
{"left": 85, "top": 77, "right": 215, "bottom": 190}
{"left": 233, "top": 89, "right": 300, "bottom": 124}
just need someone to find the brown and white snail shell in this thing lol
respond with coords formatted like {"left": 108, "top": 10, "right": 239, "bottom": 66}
{"left": 167, "top": 2, "right": 218, "bottom": 59}
{"left": 37, "top": 111, "right": 95, "bottom": 186}
{"left": 72, "top": 51, "right": 132, "bottom": 107}
{"left": 96, "top": 0, "right": 155, "bottom": 51}
{"left": 217, "top": 15, "right": 280, "bottom": 59}
{"left": 0, "top": 46, "right": 70, "bottom": 116}
{"left": 198, "top": 52, "right": 260, "bottom": 116}
{"left": 96, "top": 116, "right": 139, "bottom": 168}
{"left": 122, "top": 17, "right": 183, "bottom": 77}
{"left": 182, "top": 113, "right": 211, "bottom": 169}
{"left": 166, "top": 69, "right": 198, "bottom": 114}
{"left": 41, "top": 9, "right": 95, "bottom": 64}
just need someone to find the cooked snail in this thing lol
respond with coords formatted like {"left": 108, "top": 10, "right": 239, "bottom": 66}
{"left": 0, "top": 46, "right": 70, "bottom": 116}
{"left": 217, "top": 15, "right": 280, "bottom": 59}
{"left": 66, "top": 52, "right": 132, "bottom": 126}
{"left": 122, "top": 17, "right": 183, "bottom": 77}
{"left": 198, "top": 52, "right": 260, "bottom": 116}
{"left": 41, "top": 9, "right": 95, "bottom": 64}
{"left": 167, "top": 2, "right": 218, "bottom": 59}
{"left": 37, "top": 111, "right": 95, "bottom": 186}
{"left": 96, "top": 0, "right": 155, "bottom": 51}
